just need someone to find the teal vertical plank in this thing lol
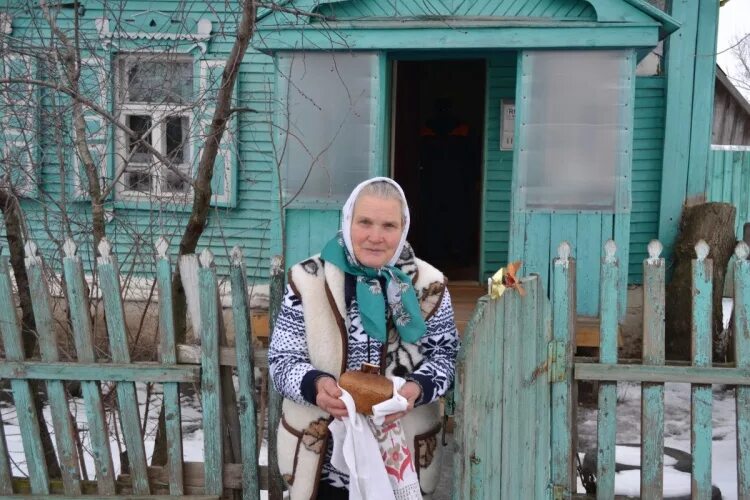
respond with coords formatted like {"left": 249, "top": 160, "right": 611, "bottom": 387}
{"left": 615, "top": 213, "right": 632, "bottom": 321}
{"left": 518, "top": 276, "right": 539, "bottom": 494}
{"left": 285, "top": 209, "right": 310, "bottom": 269}
{"left": 25, "top": 243, "right": 82, "bottom": 495}
{"left": 691, "top": 241, "right": 713, "bottom": 499}
{"left": 508, "top": 211, "right": 527, "bottom": 263}
{"left": 708, "top": 150, "right": 720, "bottom": 201}
{"left": 550, "top": 214, "right": 577, "bottom": 295}
{"left": 308, "top": 210, "right": 341, "bottom": 255}
{"left": 658, "top": 0, "right": 700, "bottom": 255}
{"left": 685, "top": 0, "right": 719, "bottom": 198}
{"left": 596, "top": 241, "right": 619, "bottom": 500}
{"left": 534, "top": 275, "right": 552, "bottom": 500}
{"left": 722, "top": 152, "right": 733, "bottom": 202}
{"left": 641, "top": 240, "right": 666, "bottom": 499}
{"left": 501, "top": 290, "right": 521, "bottom": 499}
{"left": 525, "top": 213, "right": 550, "bottom": 288}
{"left": 62, "top": 240, "right": 116, "bottom": 495}
{"left": 199, "top": 250, "right": 223, "bottom": 496}
{"left": 268, "top": 255, "right": 285, "bottom": 500}
{"left": 576, "top": 214, "right": 602, "bottom": 316}
{"left": 475, "top": 293, "right": 494, "bottom": 500}
{"left": 0, "top": 413, "right": 12, "bottom": 494}
{"left": 734, "top": 243, "right": 750, "bottom": 499}
{"left": 551, "top": 243, "right": 575, "bottom": 495}
{"left": 0, "top": 257, "right": 49, "bottom": 494}
{"left": 97, "top": 239, "right": 150, "bottom": 495}
{"left": 489, "top": 292, "right": 505, "bottom": 499}
{"left": 229, "top": 248, "right": 261, "bottom": 500}
{"left": 732, "top": 153, "right": 743, "bottom": 235}
{"left": 154, "top": 238, "right": 184, "bottom": 495}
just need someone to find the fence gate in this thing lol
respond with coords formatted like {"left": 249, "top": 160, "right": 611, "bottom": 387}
{"left": 451, "top": 272, "right": 562, "bottom": 498}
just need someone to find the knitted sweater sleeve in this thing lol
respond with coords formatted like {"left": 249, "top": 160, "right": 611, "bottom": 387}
{"left": 407, "top": 288, "right": 460, "bottom": 405}
{"left": 268, "top": 284, "right": 332, "bottom": 406}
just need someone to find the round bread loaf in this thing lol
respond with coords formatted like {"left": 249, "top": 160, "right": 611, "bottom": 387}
{"left": 339, "top": 371, "right": 393, "bottom": 415}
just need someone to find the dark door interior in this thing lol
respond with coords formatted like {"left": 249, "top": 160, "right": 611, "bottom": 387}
{"left": 392, "top": 59, "right": 486, "bottom": 281}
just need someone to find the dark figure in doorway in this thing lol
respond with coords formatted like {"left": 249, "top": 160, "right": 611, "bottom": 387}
{"left": 418, "top": 98, "right": 479, "bottom": 265}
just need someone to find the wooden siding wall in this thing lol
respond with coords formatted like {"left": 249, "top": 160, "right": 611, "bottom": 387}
{"left": 481, "top": 53, "right": 516, "bottom": 281}
{"left": 630, "top": 76, "right": 666, "bottom": 284}
{"left": 707, "top": 148, "right": 750, "bottom": 238}
{"left": 713, "top": 77, "right": 750, "bottom": 146}
{"left": 313, "top": 0, "right": 596, "bottom": 19}
{"left": 2, "top": 3, "right": 276, "bottom": 282}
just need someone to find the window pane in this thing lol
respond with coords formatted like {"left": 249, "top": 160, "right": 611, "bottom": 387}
{"left": 280, "top": 52, "right": 377, "bottom": 203}
{"left": 124, "top": 59, "right": 193, "bottom": 103}
{"left": 165, "top": 116, "right": 188, "bottom": 164}
{"left": 161, "top": 167, "right": 191, "bottom": 194}
{"left": 124, "top": 169, "right": 152, "bottom": 193}
{"left": 127, "top": 115, "right": 153, "bottom": 164}
{"left": 518, "top": 50, "right": 633, "bottom": 211}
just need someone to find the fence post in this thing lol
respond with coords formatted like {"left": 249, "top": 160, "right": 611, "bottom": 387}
{"left": 62, "top": 239, "right": 116, "bottom": 495}
{"left": 97, "top": 239, "right": 150, "bottom": 495}
{"left": 267, "top": 255, "right": 285, "bottom": 500}
{"left": 596, "top": 240, "right": 619, "bottom": 500}
{"left": 230, "top": 247, "right": 261, "bottom": 500}
{"left": 155, "top": 237, "right": 184, "bottom": 495}
{"left": 0, "top": 256, "right": 49, "bottom": 494}
{"left": 641, "top": 240, "right": 666, "bottom": 499}
{"left": 734, "top": 241, "right": 750, "bottom": 499}
{"left": 24, "top": 241, "right": 82, "bottom": 495}
{"left": 551, "top": 242, "right": 575, "bottom": 498}
{"left": 199, "top": 250, "right": 223, "bottom": 496}
{"left": 692, "top": 240, "right": 713, "bottom": 498}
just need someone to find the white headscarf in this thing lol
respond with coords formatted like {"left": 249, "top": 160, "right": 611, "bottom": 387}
{"left": 341, "top": 177, "right": 411, "bottom": 268}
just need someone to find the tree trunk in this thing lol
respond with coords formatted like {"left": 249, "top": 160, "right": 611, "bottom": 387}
{"left": 0, "top": 188, "right": 62, "bottom": 478}
{"left": 665, "top": 202, "right": 737, "bottom": 361}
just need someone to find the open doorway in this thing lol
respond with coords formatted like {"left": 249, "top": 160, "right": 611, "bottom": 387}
{"left": 391, "top": 60, "right": 486, "bottom": 281}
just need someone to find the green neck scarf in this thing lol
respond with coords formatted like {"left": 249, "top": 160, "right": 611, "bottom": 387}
{"left": 320, "top": 234, "right": 426, "bottom": 343}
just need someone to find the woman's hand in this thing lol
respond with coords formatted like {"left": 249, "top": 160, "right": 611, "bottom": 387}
{"left": 382, "top": 381, "right": 421, "bottom": 424}
{"left": 315, "top": 376, "right": 348, "bottom": 419}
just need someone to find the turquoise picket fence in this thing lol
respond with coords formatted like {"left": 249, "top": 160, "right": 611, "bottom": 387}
{"left": 453, "top": 238, "right": 750, "bottom": 498}
{"left": 0, "top": 238, "right": 280, "bottom": 498}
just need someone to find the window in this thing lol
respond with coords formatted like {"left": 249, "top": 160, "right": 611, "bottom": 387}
{"left": 278, "top": 52, "right": 379, "bottom": 203}
{"left": 115, "top": 53, "right": 194, "bottom": 201}
{"left": 516, "top": 50, "right": 634, "bottom": 211}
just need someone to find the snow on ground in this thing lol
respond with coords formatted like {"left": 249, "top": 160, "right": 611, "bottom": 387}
{"left": 577, "top": 381, "right": 738, "bottom": 498}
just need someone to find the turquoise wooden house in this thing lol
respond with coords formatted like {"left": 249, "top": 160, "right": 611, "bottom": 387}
{"left": 0, "top": 0, "right": 727, "bottom": 321}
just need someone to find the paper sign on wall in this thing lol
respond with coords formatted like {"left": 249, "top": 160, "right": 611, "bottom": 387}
{"left": 500, "top": 100, "right": 515, "bottom": 151}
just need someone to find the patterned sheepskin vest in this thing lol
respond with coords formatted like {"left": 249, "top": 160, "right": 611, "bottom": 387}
{"left": 276, "top": 247, "right": 447, "bottom": 500}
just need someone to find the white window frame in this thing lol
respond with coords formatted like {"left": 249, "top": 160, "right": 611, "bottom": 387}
{"left": 114, "top": 53, "right": 195, "bottom": 202}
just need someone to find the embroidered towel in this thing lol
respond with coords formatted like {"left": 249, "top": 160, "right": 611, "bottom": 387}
{"left": 330, "top": 378, "right": 422, "bottom": 500}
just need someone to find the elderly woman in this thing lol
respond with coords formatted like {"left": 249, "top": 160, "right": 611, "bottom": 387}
{"left": 269, "top": 177, "right": 460, "bottom": 499}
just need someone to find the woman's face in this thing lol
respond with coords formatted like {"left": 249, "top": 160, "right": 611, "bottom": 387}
{"left": 350, "top": 194, "right": 404, "bottom": 268}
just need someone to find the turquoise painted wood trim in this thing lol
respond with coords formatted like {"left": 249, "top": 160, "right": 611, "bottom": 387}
{"left": 0, "top": 415, "right": 12, "bottom": 494}
{"left": 198, "top": 257, "right": 224, "bottom": 496}
{"left": 691, "top": 252, "right": 713, "bottom": 498}
{"left": 685, "top": 0, "right": 719, "bottom": 198}
{"left": 508, "top": 52, "right": 530, "bottom": 264}
{"left": 0, "top": 258, "right": 49, "bottom": 494}
{"left": 640, "top": 249, "right": 665, "bottom": 499}
{"left": 26, "top": 252, "right": 82, "bottom": 494}
{"left": 257, "top": 25, "right": 659, "bottom": 51}
{"left": 155, "top": 249, "right": 184, "bottom": 496}
{"left": 270, "top": 57, "right": 286, "bottom": 258}
{"left": 267, "top": 255, "right": 286, "bottom": 499}
{"left": 551, "top": 250, "right": 575, "bottom": 494}
{"left": 734, "top": 252, "right": 750, "bottom": 498}
{"left": 0, "top": 361, "right": 200, "bottom": 383}
{"left": 576, "top": 214, "right": 602, "bottom": 315}
{"left": 534, "top": 278, "right": 552, "bottom": 500}
{"left": 62, "top": 252, "right": 116, "bottom": 495}
{"left": 657, "top": 0, "right": 700, "bottom": 257}
{"left": 518, "top": 278, "right": 538, "bottom": 493}
{"left": 596, "top": 244, "right": 618, "bottom": 499}
{"left": 576, "top": 363, "right": 750, "bottom": 384}
{"left": 374, "top": 52, "right": 389, "bottom": 176}
{"left": 97, "top": 252, "right": 150, "bottom": 495}
{"left": 482, "top": 291, "right": 502, "bottom": 497}
{"left": 229, "top": 251, "right": 261, "bottom": 500}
